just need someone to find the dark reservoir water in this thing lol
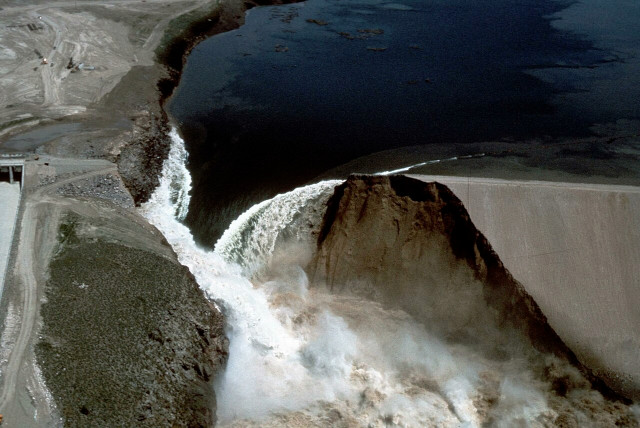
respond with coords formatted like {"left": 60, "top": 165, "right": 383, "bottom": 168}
{"left": 168, "top": 0, "right": 640, "bottom": 247}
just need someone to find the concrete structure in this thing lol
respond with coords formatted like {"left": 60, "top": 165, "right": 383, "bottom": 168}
{"left": 0, "top": 159, "right": 24, "bottom": 297}
{"left": 412, "top": 174, "right": 640, "bottom": 397}
{"left": 0, "top": 158, "right": 24, "bottom": 190}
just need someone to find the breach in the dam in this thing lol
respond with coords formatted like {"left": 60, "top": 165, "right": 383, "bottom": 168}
{"left": 141, "top": 133, "right": 640, "bottom": 426}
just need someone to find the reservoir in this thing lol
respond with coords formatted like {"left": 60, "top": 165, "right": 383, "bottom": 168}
{"left": 168, "top": 0, "right": 640, "bottom": 246}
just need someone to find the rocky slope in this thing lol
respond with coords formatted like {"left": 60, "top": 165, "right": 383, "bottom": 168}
{"left": 307, "top": 175, "right": 637, "bottom": 425}
{"left": 113, "top": 0, "right": 301, "bottom": 207}
{"left": 0, "top": 158, "right": 228, "bottom": 426}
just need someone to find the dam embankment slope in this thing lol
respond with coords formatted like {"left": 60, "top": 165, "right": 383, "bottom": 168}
{"left": 409, "top": 174, "right": 640, "bottom": 400}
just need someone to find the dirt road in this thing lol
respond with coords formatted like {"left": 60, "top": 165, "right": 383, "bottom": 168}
{"left": 0, "top": 159, "right": 118, "bottom": 426}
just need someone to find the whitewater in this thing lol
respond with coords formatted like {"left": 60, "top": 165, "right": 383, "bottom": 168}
{"left": 140, "top": 129, "right": 639, "bottom": 427}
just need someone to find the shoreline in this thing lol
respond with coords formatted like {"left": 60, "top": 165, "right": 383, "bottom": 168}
{"left": 0, "top": 0, "right": 265, "bottom": 201}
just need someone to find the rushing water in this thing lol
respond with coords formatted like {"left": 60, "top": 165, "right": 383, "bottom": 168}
{"left": 143, "top": 1, "right": 640, "bottom": 423}
{"left": 141, "top": 130, "right": 639, "bottom": 426}
{"left": 140, "top": 131, "right": 508, "bottom": 426}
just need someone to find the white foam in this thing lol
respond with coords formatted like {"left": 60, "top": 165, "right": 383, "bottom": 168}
{"left": 375, "top": 159, "right": 439, "bottom": 175}
{"left": 375, "top": 153, "right": 485, "bottom": 176}
{"left": 214, "top": 179, "right": 341, "bottom": 272}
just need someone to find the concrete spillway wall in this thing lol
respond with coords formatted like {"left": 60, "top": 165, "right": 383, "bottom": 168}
{"left": 0, "top": 159, "right": 24, "bottom": 190}
{"left": 411, "top": 174, "right": 640, "bottom": 398}
{"left": 0, "top": 159, "right": 24, "bottom": 298}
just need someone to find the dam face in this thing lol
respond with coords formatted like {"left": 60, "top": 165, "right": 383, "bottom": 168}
{"left": 0, "top": 158, "right": 23, "bottom": 296}
{"left": 411, "top": 174, "right": 640, "bottom": 399}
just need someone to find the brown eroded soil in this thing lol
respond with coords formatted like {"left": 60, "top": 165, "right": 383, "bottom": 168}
{"left": 307, "top": 175, "right": 639, "bottom": 425}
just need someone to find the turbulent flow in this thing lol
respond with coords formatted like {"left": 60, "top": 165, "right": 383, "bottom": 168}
{"left": 141, "top": 129, "right": 639, "bottom": 427}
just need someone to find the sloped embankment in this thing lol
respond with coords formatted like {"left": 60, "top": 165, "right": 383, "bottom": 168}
{"left": 36, "top": 210, "right": 228, "bottom": 427}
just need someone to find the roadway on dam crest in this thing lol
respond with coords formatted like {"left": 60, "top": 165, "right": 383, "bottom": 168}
{"left": 410, "top": 174, "right": 640, "bottom": 399}
{"left": 0, "top": 181, "right": 21, "bottom": 297}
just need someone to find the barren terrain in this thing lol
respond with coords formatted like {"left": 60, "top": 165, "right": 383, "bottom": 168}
{"left": 0, "top": 157, "right": 131, "bottom": 425}
{"left": 0, "top": 155, "right": 227, "bottom": 426}
{"left": 0, "top": 0, "right": 212, "bottom": 142}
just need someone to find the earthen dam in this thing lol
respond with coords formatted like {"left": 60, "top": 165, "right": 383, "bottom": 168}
{"left": 411, "top": 174, "right": 640, "bottom": 399}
